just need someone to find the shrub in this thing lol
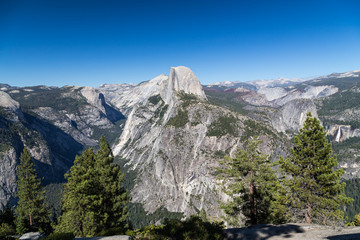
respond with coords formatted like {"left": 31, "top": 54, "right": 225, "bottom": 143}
{"left": 167, "top": 109, "right": 189, "bottom": 128}
{"left": 157, "top": 216, "right": 224, "bottom": 240}
{"left": 135, "top": 224, "right": 164, "bottom": 239}
{"left": 0, "top": 223, "right": 16, "bottom": 238}
{"left": 207, "top": 115, "right": 238, "bottom": 137}
{"left": 148, "top": 95, "right": 162, "bottom": 105}
{"left": 97, "top": 227, "right": 127, "bottom": 236}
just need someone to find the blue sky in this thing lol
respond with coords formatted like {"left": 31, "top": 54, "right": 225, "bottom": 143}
{"left": 1, "top": 0, "right": 360, "bottom": 87}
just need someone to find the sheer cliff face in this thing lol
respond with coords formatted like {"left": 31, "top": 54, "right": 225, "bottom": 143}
{"left": 0, "top": 87, "right": 124, "bottom": 208}
{"left": 2, "top": 66, "right": 360, "bottom": 216}
{"left": 102, "top": 67, "right": 284, "bottom": 218}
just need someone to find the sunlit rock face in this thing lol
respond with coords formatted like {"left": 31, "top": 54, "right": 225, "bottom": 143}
{"left": 0, "top": 85, "right": 123, "bottom": 209}
{"left": 271, "top": 99, "right": 318, "bottom": 133}
{"left": 106, "top": 66, "right": 283, "bottom": 218}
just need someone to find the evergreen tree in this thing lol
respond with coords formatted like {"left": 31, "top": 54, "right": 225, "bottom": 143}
{"left": 279, "top": 112, "right": 352, "bottom": 224}
{"left": 56, "top": 137, "right": 129, "bottom": 237}
{"left": 0, "top": 202, "right": 16, "bottom": 237}
{"left": 95, "top": 136, "right": 129, "bottom": 231}
{"left": 56, "top": 148, "right": 99, "bottom": 237}
{"left": 15, "top": 147, "right": 50, "bottom": 234}
{"left": 216, "top": 137, "right": 286, "bottom": 226}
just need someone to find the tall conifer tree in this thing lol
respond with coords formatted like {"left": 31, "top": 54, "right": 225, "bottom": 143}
{"left": 56, "top": 148, "right": 99, "bottom": 237}
{"left": 56, "top": 137, "right": 129, "bottom": 237}
{"left": 95, "top": 136, "right": 129, "bottom": 230}
{"left": 15, "top": 147, "right": 50, "bottom": 234}
{"left": 217, "top": 138, "right": 286, "bottom": 226}
{"left": 279, "top": 113, "right": 352, "bottom": 224}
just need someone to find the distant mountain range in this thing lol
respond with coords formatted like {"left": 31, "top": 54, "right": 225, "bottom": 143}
{"left": 1, "top": 67, "right": 360, "bottom": 225}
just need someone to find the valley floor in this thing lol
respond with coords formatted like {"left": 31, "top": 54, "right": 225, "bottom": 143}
{"left": 224, "top": 224, "right": 360, "bottom": 240}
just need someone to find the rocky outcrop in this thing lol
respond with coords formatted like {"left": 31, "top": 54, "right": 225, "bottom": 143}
{"left": 161, "top": 66, "right": 207, "bottom": 104}
{"left": 19, "top": 232, "right": 44, "bottom": 240}
{"left": 0, "top": 91, "right": 20, "bottom": 111}
{"left": 271, "top": 99, "right": 318, "bottom": 133}
{"left": 110, "top": 67, "right": 283, "bottom": 218}
{"left": 75, "top": 235, "right": 132, "bottom": 240}
{"left": 224, "top": 223, "right": 360, "bottom": 240}
{"left": 327, "top": 125, "right": 360, "bottom": 142}
{"left": 99, "top": 66, "right": 207, "bottom": 116}
{"left": 0, "top": 148, "right": 17, "bottom": 209}
{"left": 0, "top": 91, "right": 23, "bottom": 120}
{"left": 274, "top": 85, "right": 338, "bottom": 106}
{"left": 0, "top": 85, "right": 124, "bottom": 209}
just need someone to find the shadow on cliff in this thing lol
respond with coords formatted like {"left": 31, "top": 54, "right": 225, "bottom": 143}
{"left": 327, "top": 233, "right": 360, "bottom": 240}
{"left": 22, "top": 112, "right": 84, "bottom": 184}
{"left": 224, "top": 224, "right": 305, "bottom": 240}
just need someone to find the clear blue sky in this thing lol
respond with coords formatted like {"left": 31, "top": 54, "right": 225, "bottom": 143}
{"left": 1, "top": 0, "right": 360, "bottom": 87}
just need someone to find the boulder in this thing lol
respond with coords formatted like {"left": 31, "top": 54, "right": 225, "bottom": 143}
{"left": 19, "top": 232, "right": 44, "bottom": 240}
{"left": 74, "top": 235, "right": 132, "bottom": 240}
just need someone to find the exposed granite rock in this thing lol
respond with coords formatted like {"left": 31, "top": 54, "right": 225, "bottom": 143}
{"left": 224, "top": 223, "right": 360, "bottom": 240}
{"left": 110, "top": 67, "right": 284, "bottom": 219}
{"left": 19, "top": 232, "right": 44, "bottom": 240}
{"left": 74, "top": 235, "right": 132, "bottom": 240}
{"left": 0, "top": 91, "right": 20, "bottom": 111}
{"left": 0, "top": 148, "right": 17, "bottom": 209}
{"left": 271, "top": 99, "right": 318, "bottom": 133}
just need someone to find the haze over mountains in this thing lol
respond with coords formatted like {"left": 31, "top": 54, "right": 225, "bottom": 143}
{"left": 1, "top": 66, "right": 360, "bottom": 224}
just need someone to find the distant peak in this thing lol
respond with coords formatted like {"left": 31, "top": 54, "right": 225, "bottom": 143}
{"left": 161, "top": 66, "right": 207, "bottom": 103}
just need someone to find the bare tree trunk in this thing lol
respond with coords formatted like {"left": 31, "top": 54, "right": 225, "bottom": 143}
{"left": 305, "top": 203, "right": 311, "bottom": 224}
{"left": 250, "top": 181, "right": 256, "bottom": 225}
{"left": 29, "top": 213, "right": 32, "bottom": 227}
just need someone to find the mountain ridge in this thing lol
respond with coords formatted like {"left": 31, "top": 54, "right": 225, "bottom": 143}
{"left": 1, "top": 66, "right": 360, "bottom": 225}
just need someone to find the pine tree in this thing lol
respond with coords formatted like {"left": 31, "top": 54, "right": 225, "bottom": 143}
{"left": 56, "top": 148, "right": 99, "bottom": 237}
{"left": 15, "top": 147, "right": 50, "bottom": 234}
{"left": 56, "top": 137, "right": 129, "bottom": 237}
{"left": 279, "top": 112, "right": 353, "bottom": 224}
{"left": 95, "top": 136, "right": 129, "bottom": 231}
{"left": 216, "top": 137, "right": 286, "bottom": 226}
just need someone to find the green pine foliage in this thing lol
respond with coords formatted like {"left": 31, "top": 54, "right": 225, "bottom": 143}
{"left": 94, "top": 136, "right": 129, "bottom": 230}
{"left": 55, "top": 136, "right": 129, "bottom": 237}
{"left": 166, "top": 109, "right": 189, "bottom": 128}
{"left": 344, "top": 178, "right": 360, "bottom": 221}
{"left": 0, "top": 202, "right": 16, "bottom": 238}
{"left": 15, "top": 147, "right": 50, "bottom": 234}
{"left": 279, "top": 113, "right": 353, "bottom": 224}
{"left": 347, "top": 213, "right": 360, "bottom": 226}
{"left": 216, "top": 137, "right": 286, "bottom": 226}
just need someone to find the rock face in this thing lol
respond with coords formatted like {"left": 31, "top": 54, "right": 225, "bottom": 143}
{"left": 271, "top": 99, "right": 318, "bottom": 133}
{"left": 0, "top": 148, "right": 17, "bottom": 209}
{"left": 99, "top": 66, "right": 207, "bottom": 116}
{"left": 0, "top": 85, "right": 124, "bottom": 209}
{"left": 19, "top": 232, "right": 44, "bottom": 240}
{"left": 224, "top": 223, "right": 360, "bottom": 240}
{"left": 75, "top": 235, "right": 132, "bottom": 240}
{"left": 1, "top": 67, "right": 360, "bottom": 223}
{"left": 161, "top": 66, "right": 207, "bottom": 104}
{"left": 0, "top": 91, "right": 20, "bottom": 111}
{"left": 327, "top": 125, "right": 360, "bottom": 143}
{"left": 103, "top": 67, "right": 284, "bottom": 218}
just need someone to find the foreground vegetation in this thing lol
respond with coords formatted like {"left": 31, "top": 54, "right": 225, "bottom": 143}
{"left": 216, "top": 113, "right": 353, "bottom": 226}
